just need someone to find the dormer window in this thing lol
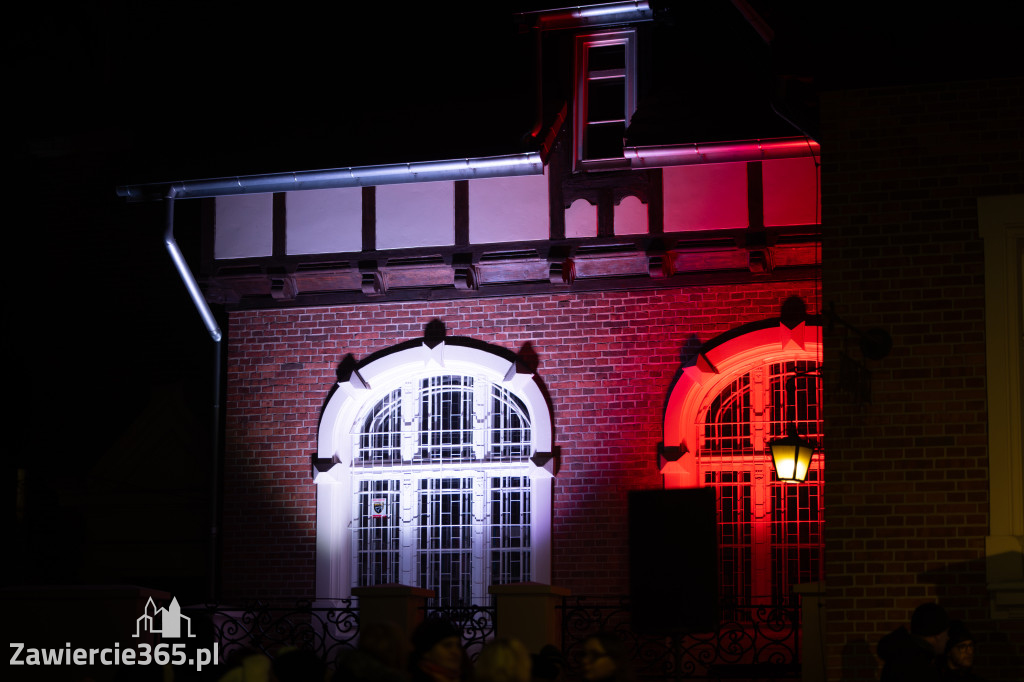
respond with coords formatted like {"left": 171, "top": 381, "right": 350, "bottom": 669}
{"left": 575, "top": 30, "right": 637, "bottom": 168}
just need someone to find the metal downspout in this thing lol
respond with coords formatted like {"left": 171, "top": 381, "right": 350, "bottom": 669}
{"left": 164, "top": 191, "right": 222, "bottom": 601}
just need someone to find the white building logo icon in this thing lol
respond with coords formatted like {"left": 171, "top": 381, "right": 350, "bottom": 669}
{"left": 133, "top": 597, "right": 195, "bottom": 638}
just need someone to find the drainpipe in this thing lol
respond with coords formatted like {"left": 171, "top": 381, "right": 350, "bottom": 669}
{"left": 164, "top": 190, "right": 222, "bottom": 602}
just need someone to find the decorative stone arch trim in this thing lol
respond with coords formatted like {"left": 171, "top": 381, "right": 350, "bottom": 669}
{"left": 316, "top": 340, "right": 553, "bottom": 475}
{"left": 662, "top": 319, "right": 822, "bottom": 488}
{"left": 313, "top": 338, "right": 555, "bottom": 601}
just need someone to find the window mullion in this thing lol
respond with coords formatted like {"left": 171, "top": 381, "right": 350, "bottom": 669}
{"left": 400, "top": 475, "right": 415, "bottom": 585}
{"left": 751, "top": 367, "right": 773, "bottom": 600}
{"left": 472, "top": 475, "right": 487, "bottom": 604}
{"left": 751, "top": 366, "right": 766, "bottom": 453}
{"left": 401, "top": 380, "right": 417, "bottom": 463}
{"left": 473, "top": 375, "right": 488, "bottom": 460}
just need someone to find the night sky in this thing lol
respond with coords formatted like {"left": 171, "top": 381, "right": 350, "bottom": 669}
{"left": 18, "top": 3, "right": 533, "bottom": 472}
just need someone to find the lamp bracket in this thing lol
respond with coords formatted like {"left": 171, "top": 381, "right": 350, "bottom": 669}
{"left": 825, "top": 302, "right": 892, "bottom": 360}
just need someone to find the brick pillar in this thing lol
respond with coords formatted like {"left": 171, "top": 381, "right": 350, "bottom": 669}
{"left": 793, "top": 581, "right": 825, "bottom": 682}
{"left": 353, "top": 585, "right": 435, "bottom": 637}
{"left": 489, "top": 582, "right": 570, "bottom": 653}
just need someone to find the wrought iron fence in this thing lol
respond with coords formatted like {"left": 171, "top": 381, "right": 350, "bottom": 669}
{"left": 179, "top": 599, "right": 496, "bottom": 665}
{"left": 181, "top": 600, "right": 359, "bottom": 664}
{"left": 423, "top": 601, "right": 498, "bottom": 661}
{"left": 561, "top": 597, "right": 800, "bottom": 680}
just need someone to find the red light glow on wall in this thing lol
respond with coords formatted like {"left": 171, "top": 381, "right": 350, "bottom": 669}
{"left": 662, "top": 156, "right": 820, "bottom": 232}
{"left": 663, "top": 163, "right": 748, "bottom": 231}
{"left": 763, "top": 157, "right": 820, "bottom": 226}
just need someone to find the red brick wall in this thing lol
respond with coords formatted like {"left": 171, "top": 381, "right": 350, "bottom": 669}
{"left": 821, "top": 77, "right": 1024, "bottom": 681}
{"left": 222, "top": 283, "right": 820, "bottom": 601}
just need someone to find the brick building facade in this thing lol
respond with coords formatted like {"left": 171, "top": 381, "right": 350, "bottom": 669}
{"left": 821, "top": 77, "right": 1024, "bottom": 680}
{"left": 209, "top": 74, "right": 1024, "bottom": 681}
{"left": 222, "top": 282, "right": 821, "bottom": 600}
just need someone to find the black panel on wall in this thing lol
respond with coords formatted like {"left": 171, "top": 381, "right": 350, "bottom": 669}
{"left": 628, "top": 487, "right": 719, "bottom": 633}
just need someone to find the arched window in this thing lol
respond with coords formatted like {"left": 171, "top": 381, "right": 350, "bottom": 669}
{"left": 663, "top": 320, "right": 823, "bottom": 605}
{"left": 315, "top": 339, "right": 554, "bottom": 606}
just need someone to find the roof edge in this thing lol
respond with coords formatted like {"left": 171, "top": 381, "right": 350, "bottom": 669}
{"left": 623, "top": 137, "right": 820, "bottom": 169}
{"left": 117, "top": 152, "right": 545, "bottom": 202}
{"left": 516, "top": 1, "right": 653, "bottom": 30}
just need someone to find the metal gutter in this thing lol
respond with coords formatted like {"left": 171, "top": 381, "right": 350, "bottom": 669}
{"left": 118, "top": 152, "right": 545, "bottom": 202}
{"left": 518, "top": 1, "right": 654, "bottom": 30}
{"left": 623, "top": 137, "right": 820, "bottom": 168}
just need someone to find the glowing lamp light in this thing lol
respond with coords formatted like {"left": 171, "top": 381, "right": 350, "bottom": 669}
{"left": 769, "top": 424, "right": 815, "bottom": 483}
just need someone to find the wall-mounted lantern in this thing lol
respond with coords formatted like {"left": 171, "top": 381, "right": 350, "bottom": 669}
{"left": 769, "top": 423, "right": 816, "bottom": 483}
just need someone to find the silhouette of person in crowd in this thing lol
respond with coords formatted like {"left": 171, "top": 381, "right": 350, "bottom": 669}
{"left": 878, "top": 602, "right": 950, "bottom": 682}
{"left": 579, "top": 633, "right": 634, "bottom": 682}
{"left": 334, "top": 621, "right": 411, "bottom": 682}
{"left": 475, "top": 638, "right": 532, "bottom": 682}
{"left": 409, "top": 617, "right": 471, "bottom": 682}
{"left": 938, "top": 620, "right": 987, "bottom": 681}
{"left": 531, "top": 644, "right": 567, "bottom": 682}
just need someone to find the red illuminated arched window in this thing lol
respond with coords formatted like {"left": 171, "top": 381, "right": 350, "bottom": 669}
{"left": 663, "top": 321, "right": 824, "bottom": 606}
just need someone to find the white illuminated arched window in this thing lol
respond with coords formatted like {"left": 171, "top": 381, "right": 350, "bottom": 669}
{"left": 315, "top": 340, "right": 554, "bottom": 607}
{"left": 663, "top": 320, "right": 824, "bottom": 606}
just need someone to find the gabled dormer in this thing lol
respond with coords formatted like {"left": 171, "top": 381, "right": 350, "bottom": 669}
{"left": 515, "top": 2, "right": 654, "bottom": 172}
{"left": 574, "top": 28, "right": 638, "bottom": 168}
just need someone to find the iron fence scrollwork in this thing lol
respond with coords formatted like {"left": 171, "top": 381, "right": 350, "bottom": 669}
{"left": 181, "top": 599, "right": 359, "bottom": 664}
{"left": 422, "top": 602, "right": 497, "bottom": 661}
{"left": 560, "top": 597, "right": 799, "bottom": 680}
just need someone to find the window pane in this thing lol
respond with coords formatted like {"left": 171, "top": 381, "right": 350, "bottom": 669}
{"left": 588, "top": 79, "right": 625, "bottom": 124}
{"left": 703, "top": 375, "right": 752, "bottom": 456}
{"left": 491, "top": 386, "right": 532, "bottom": 461}
{"left": 418, "top": 478, "right": 474, "bottom": 606}
{"left": 589, "top": 44, "right": 625, "bottom": 72}
{"left": 584, "top": 121, "right": 625, "bottom": 160}
{"left": 771, "top": 469, "right": 823, "bottom": 599}
{"left": 357, "top": 388, "right": 402, "bottom": 466}
{"left": 354, "top": 479, "right": 401, "bottom": 586}
{"left": 769, "top": 361, "right": 822, "bottom": 441}
{"left": 706, "top": 470, "right": 753, "bottom": 604}
{"left": 490, "top": 476, "right": 531, "bottom": 585}
{"left": 419, "top": 376, "right": 474, "bottom": 461}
